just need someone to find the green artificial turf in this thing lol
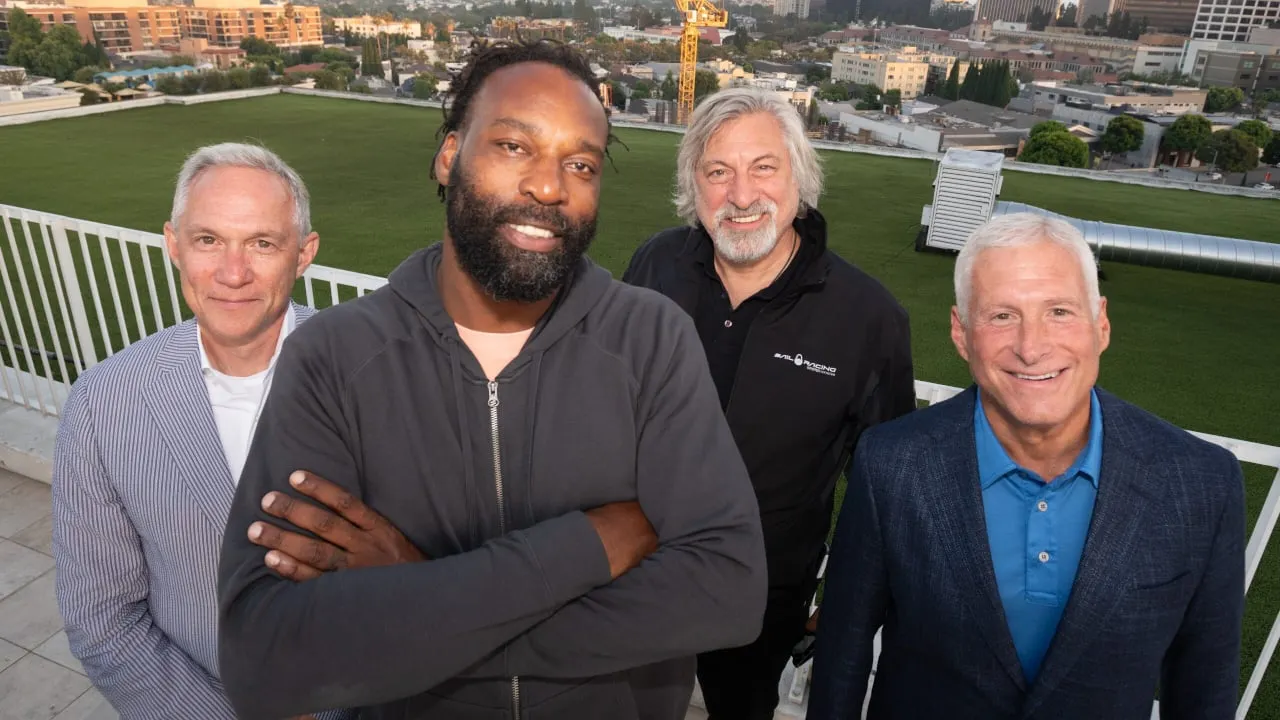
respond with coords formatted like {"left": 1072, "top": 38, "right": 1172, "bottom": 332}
{"left": 1, "top": 93, "right": 1276, "bottom": 709}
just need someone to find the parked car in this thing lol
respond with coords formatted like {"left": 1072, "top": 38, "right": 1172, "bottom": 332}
{"left": 1254, "top": 182, "right": 1275, "bottom": 190}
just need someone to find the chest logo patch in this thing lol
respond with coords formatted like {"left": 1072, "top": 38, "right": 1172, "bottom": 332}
{"left": 773, "top": 352, "right": 838, "bottom": 377}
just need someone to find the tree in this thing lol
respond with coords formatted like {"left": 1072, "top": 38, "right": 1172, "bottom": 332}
{"left": 30, "top": 25, "right": 84, "bottom": 81}
{"left": 249, "top": 64, "right": 272, "bottom": 87}
{"left": 1264, "top": 137, "right": 1280, "bottom": 166}
{"left": 227, "top": 66, "right": 251, "bottom": 89}
{"left": 609, "top": 80, "right": 627, "bottom": 109}
{"left": 391, "top": 62, "right": 400, "bottom": 88}
{"left": 1057, "top": 4, "right": 1077, "bottom": 26}
{"left": 806, "top": 98, "right": 821, "bottom": 129}
{"left": 181, "top": 73, "right": 203, "bottom": 94}
{"left": 1028, "top": 6, "right": 1051, "bottom": 30}
{"left": 412, "top": 73, "right": 436, "bottom": 98}
{"left": 959, "top": 60, "right": 979, "bottom": 100}
{"left": 884, "top": 88, "right": 902, "bottom": 109}
{"left": 1234, "top": 119, "right": 1273, "bottom": 150}
{"left": 1020, "top": 129, "right": 1090, "bottom": 168}
{"left": 1101, "top": 115, "right": 1145, "bottom": 156}
{"left": 201, "top": 70, "right": 229, "bottom": 93}
{"left": 1205, "top": 86, "right": 1244, "bottom": 113}
{"left": 660, "top": 70, "right": 677, "bottom": 101}
{"left": 313, "top": 69, "right": 345, "bottom": 90}
{"left": 1030, "top": 120, "right": 1067, "bottom": 139}
{"left": 155, "top": 75, "right": 183, "bottom": 95}
{"left": 693, "top": 69, "right": 719, "bottom": 100}
{"left": 361, "top": 38, "right": 382, "bottom": 76}
{"left": 240, "top": 37, "right": 280, "bottom": 57}
{"left": 3, "top": 9, "right": 44, "bottom": 71}
{"left": 73, "top": 66, "right": 98, "bottom": 84}
{"left": 632, "top": 79, "right": 653, "bottom": 98}
{"left": 943, "top": 59, "right": 961, "bottom": 100}
{"left": 1196, "top": 129, "right": 1258, "bottom": 174}
{"left": 1163, "top": 113, "right": 1212, "bottom": 153}
{"left": 817, "top": 81, "right": 849, "bottom": 102}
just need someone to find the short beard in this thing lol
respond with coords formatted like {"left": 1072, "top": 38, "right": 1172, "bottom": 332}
{"left": 707, "top": 199, "right": 783, "bottom": 265}
{"left": 444, "top": 159, "right": 597, "bottom": 303}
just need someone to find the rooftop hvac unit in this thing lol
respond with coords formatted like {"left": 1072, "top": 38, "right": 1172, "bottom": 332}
{"left": 921, "top": 148, "right": 1004, "bottom": 252}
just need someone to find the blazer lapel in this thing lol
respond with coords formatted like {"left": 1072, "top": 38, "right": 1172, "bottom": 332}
{"left": 142, "top": 321, "right": 236, "bottom": 531}
{"left": 1021, "top": 393, "right": 1155, "bottom": 716}
{"left": 925, "top": 388, "right": 1028, "bottom": 693}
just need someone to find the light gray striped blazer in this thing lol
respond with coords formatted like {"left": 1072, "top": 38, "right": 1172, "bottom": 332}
{"left": 52, "top": 304, "right": 348, "bottom": 719}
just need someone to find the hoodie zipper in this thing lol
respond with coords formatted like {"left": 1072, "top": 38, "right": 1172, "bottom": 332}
{"left": 487, "top": 380, "right": 521, "bottom": 719}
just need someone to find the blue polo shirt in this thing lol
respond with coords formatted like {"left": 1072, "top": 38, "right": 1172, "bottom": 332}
{"left": 975, "top": 389, "right": 1103, "bottom": 684}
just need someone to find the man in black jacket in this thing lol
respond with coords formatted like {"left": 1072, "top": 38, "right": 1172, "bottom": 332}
{"left": 622, "top": 87, "right": 917, "bottom": 720}
{"left": 217, "top": 40, "right": 767, "bottom": 720}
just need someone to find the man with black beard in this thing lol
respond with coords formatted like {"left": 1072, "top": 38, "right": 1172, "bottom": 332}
{"left": 623, "top": 87, "right": 917, "bottom": 720}
{"left": 216, "top": 40, "right": 767, "bottom": 720}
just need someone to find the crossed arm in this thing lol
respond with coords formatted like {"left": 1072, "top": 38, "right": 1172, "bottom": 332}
{"left": 216, "top": 314, "right": 766, "bottom": 718}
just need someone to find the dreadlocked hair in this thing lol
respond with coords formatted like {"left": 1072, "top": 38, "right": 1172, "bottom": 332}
{"left": 430, "top": 37, "right": 623, "bottom": 201}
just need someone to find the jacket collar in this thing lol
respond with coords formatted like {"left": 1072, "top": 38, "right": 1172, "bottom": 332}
{"left": 144, "top": 303, "right": 311, "bottom": 528}
{"left": 678, "top": 206, "right": 833, "bottom": 294}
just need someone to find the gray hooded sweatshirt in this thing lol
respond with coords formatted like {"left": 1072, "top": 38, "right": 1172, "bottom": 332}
{"left": 217, "top": 243, "right": 768, "bottom": 719}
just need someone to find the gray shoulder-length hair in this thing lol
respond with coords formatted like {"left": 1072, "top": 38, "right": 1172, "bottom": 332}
{"left": 674, "top": 87, "right": 824, "bottom": 225}
{"left": 170, "top": 142, "right": 312, "bottom": 242}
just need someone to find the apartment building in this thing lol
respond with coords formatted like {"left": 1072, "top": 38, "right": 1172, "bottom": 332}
{"left": 832, "top": 48, "right": 931, "bottom": 98}
{"left": 332, "top": 15, "right": 424, "bottom": 38}
{"left": 2, "top": 1, "right": 181, "bottom": 54}
{"left": 0, "top": 0, "right": 322, "bottom": 54}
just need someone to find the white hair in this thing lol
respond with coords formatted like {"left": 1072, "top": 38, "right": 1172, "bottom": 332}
{"left": 170, "top": 142, "right": 311, "bottom": 242}
{"left": 674, "top": 87, "right": 824, "bottom": 225}
{"left": 954, "top": 212, "right": 1100, "bottom": 325}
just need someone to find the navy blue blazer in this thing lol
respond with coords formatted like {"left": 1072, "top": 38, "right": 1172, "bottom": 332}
{"left": 808, "top": 386, "right": 1245, "bottom": 720}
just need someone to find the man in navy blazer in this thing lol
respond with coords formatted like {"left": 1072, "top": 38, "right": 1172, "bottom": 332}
{"left": 808, "top": 212, "right": 1246, "bottom": 720}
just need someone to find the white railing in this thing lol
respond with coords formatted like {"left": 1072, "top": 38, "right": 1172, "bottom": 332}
{"left": 0, "top": 205, "right": 1276, "bottom": 717}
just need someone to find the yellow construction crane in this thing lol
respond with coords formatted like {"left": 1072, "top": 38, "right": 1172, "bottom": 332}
{"left": 674, "top": 0, "right": 727, "bottom": 124}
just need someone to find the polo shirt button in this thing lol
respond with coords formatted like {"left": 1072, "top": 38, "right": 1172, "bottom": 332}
{"left": 724, "top": 319, "right": 733, "bottom": 328}
{"left": 1038, "top": 551, "right": 1050, "bottom": 563}
{"left": 1037, "top": 500, "right": 1048, "bottom": 512}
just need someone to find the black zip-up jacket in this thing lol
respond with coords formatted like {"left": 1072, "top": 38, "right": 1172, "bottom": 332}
{"left": 622, "top": 210, "right": 916, "bottom": 590}
{"left": 217, "top": 243, "right": 767, "bottom": 719}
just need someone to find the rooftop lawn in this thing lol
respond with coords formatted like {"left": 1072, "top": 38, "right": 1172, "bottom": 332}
{"left": 1, "top": 93, "right": 1277, "bottom": 708}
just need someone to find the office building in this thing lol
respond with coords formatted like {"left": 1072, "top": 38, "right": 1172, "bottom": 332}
{"left": 1190, "top": 0, "right": 1280, "bottom": 43}
{"left": 1110, "top": 0, "right": 1198, "bottom": 33}
{"left": 974, "top": 0, "right": 1061, "bottom": 23}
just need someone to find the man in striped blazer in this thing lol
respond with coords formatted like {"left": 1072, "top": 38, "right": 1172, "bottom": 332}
{"left": 51, "top": 143, "right": 338, "bottom": 719}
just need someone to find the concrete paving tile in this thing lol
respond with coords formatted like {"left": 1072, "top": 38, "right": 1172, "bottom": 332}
{"left": 11, "top": 512, "right": 53, "bottom": 555}
{"left": 33, "top": 632, "right": 82, "bottom": 676}
{"left": 0, "top": 540, "right": 53, "bottom": 602}
{"left": 54, "top": 688, "right": 117, "bottom": 720}
{"left": 0, "top": 480, "right": 52, "bottom": 539}
{"left": 0, "top": 653, "right": 91, "bottom": 720}
{"left": 0, "top": 638, "right": 22, "bottom": 675}
{"left": 0, "top": 570, "right": 60, "bottom": 649}
{"left": 0, "top": 469, "right": 22, "bottom": 497}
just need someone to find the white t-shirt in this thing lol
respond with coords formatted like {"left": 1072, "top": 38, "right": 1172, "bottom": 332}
{"left": 455, "top": 324, "right": 534, "bottom": 381}
{"left": 198, "top": 311, "right": 295, "bottom": 485}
